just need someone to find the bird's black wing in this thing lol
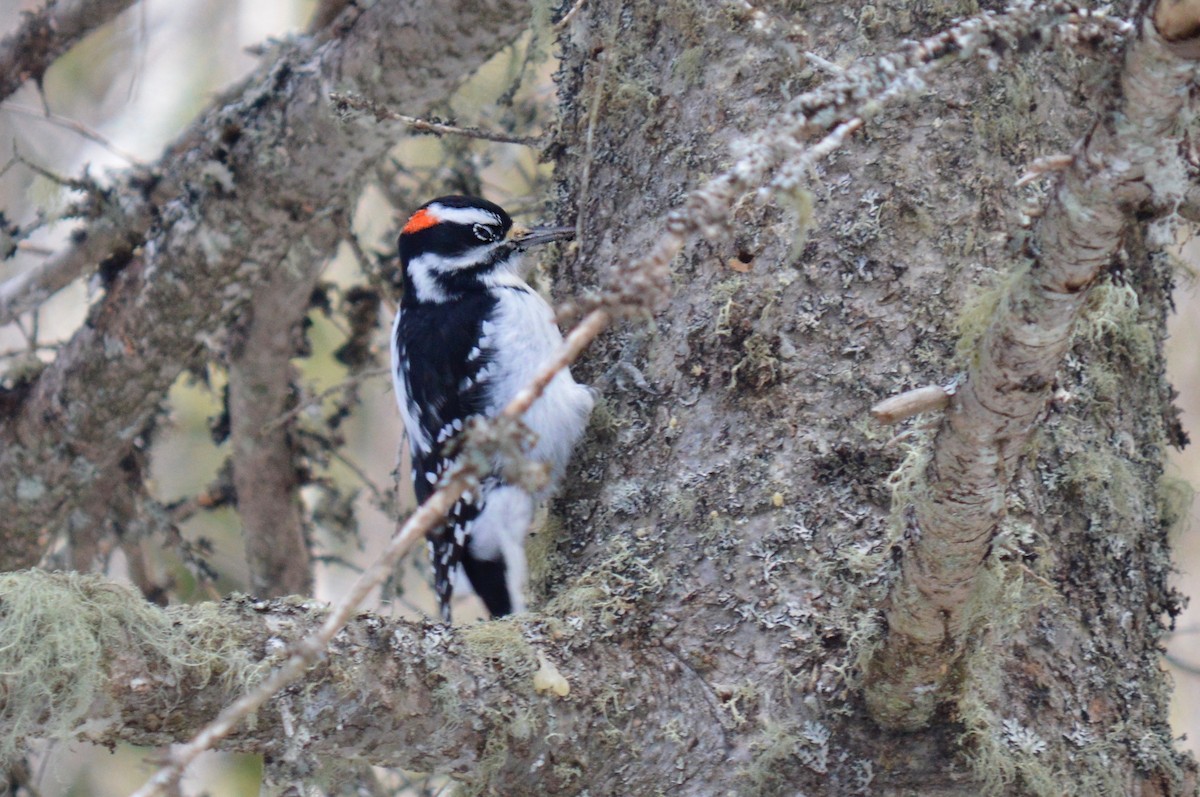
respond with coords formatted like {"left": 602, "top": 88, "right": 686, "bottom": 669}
{"left": 393, "top": 294, "right": 498, "bottom": 619}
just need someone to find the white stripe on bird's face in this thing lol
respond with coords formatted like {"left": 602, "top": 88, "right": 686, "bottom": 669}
{"left": 425, "top": 203, "right": 503, "bottom": 228}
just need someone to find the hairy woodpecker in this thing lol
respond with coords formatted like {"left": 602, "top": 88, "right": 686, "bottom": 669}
{"left": 390, "top": 196, "right": 593, "bottom": 621}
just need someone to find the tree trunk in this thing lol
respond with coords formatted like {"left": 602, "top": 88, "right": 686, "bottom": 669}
{"left": 540, "top": 1, "right": 1196, "bottom": 793}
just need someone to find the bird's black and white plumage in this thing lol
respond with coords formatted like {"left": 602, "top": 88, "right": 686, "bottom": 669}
{"left": 390, "top": 196, "right": 593, "bottom": 621}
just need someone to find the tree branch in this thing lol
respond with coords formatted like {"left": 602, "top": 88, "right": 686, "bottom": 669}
{"left": 862, "top": 4, "right": 1200, "bottom": 731}
{"left": 330, "top": 92, "right": 542, "bottom": 147}
{"left": 0, "top": 0, "right": 534, "bottom": 572}
{"left": 1, "top": 571, "right": 725, "bottom": 795}
{"left": 227, "top": 265, "right": 316, "bottom": 598}
{"left": 0, "top": 0, "right": 139, "bottom": 104}
{"left": 0, "top": 188, "right": 154, "bottom": 327}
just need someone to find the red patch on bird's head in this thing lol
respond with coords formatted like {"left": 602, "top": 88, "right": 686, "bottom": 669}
{"left": 402, "top": 207, "right": 439, "bottom": 235}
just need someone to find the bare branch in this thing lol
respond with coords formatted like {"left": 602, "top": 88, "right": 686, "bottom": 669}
{"left": 330, "top": 92, "right": 541, "bottom": 147}
{"left": 862, "top": 6, "right": 1200, "bottom": 731}
{"left": 871, "top": 383, "right": 955, "bottom": 425}
{"left": 0, "top": 0, "right": 139, "bottom": 104}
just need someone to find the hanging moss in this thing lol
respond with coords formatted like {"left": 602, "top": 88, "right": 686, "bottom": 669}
{"left": 0, "top": 570, "right": 262, "bottom": 762}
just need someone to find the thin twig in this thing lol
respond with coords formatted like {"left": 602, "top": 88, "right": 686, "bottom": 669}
{"left": 554, "top": 0, "right": 588, "bottom": 31}
{"left": 330, "top": 92, "right": 541, "bottom": 147}
{"left": 260, "top": 367, "right": 388, "bottom": 434}
{"left": 128, "top": 477, "right": 469, "bottom": 797}
{"left": 3, "top": 104, "right": 144, "bottom": 165}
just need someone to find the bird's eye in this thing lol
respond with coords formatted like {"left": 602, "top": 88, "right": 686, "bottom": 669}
{"left": 473, "top": 223, "right": 496, "bottom": 242}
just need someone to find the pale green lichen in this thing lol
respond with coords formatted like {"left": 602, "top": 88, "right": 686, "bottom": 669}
{"left": 0, "top": 571, "right": 261, "bottom": 763}
{"left": 953, "top": 261, "right": 1028, "bottom": 364}
{"left": 459, "top": 618, "right": 539, "bottom": 679}
{"left": 1077, "top": 280, "right": 1156, "bottom": 369}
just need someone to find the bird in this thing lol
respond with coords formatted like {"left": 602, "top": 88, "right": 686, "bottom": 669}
{"left": 390, "top": 195, "right": 594, "bottom": 621}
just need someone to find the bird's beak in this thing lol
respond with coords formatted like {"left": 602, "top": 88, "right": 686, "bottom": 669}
{"left": 509, "top": 225, "right": 575, "bottom": 249}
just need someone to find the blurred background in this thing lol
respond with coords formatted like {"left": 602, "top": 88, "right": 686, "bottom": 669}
{"left": 3, "top": 1, "right": 1200, "bottom": 795}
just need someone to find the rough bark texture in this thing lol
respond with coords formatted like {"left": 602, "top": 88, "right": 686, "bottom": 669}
{"left": 863, "top": 13, "right": 1200, "bottom": 732}
{"left": 3, "top": 1, "right": 1199, "bottom": 796}
{"left": 543, "top": 0, "right": 1195, "bottom": 794}
{"left": 227, "top": 264, "right": 315, "bottom": 598}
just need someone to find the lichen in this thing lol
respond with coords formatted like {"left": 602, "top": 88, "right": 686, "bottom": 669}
{"left": 0, "top": 571, "right": 261, "bottom": 763}
{"left": 741, "top": 720, "right": 830, "bottom": 796}
{"left": 955, "top": 561, "right": 1067, "bottom": 796}
{"left": 953, "top": 260, "right": 1027, "bottom": 365}
{"left": 459, "top": 618, "right": 539, "bottom": 679}
{"left": 1078, "top": 279, "right": 1156, "bottom": 369}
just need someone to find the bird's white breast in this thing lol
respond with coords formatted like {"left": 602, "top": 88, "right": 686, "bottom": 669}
{"left": 479, "top": 287, "right": 594, "bottom": 493}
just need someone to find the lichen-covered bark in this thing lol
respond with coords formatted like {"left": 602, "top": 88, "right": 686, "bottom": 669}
{"left": 864, "top": 12, "right": 1200, "bottom": 732}
{"left": 546, "top": 0, "right": 1195, "bottom": 793}
{"left": 3, "top": 572, "right": 725, "bottom": 796}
